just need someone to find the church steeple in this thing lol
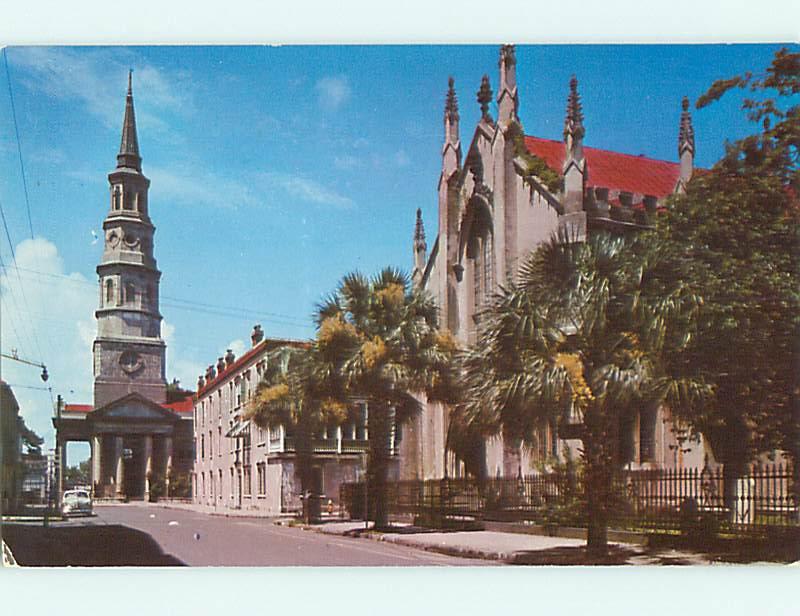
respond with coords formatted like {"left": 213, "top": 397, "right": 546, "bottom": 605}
{"left": 117, "top": 70, "right": 142, "bottom": 172}
{"left": 95, "top": 73, "right": 166, "bottom": 408}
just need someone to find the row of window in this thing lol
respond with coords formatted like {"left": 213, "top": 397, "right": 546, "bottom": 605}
{"left": 195, "top": 462, "right": 266, "bottom": 502}
{"left": 104, "top": 278, "right": 156, "bottom": 309}
{"left": 195, "top": 364, "right": 263, "bottom": 428}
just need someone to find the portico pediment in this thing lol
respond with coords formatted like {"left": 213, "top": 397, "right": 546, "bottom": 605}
{"left": 88, "top": 392, "right": 178, "bottom": 423}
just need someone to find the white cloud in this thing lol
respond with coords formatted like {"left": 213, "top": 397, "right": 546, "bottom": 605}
{"left": 315, "top": 75, "right": 352, "bottom": 111}
{"left": 9, "top": 47, "right": 192, "bottom": 135}
{"left": 0, "top": 237, "right": 208, "bottom": 451}
{"left": 148, "top": 164, "right": 260, "bottom": 210}
{"left": 0, "top": 237, "right": 96, "bottom": 449}
{"left": 261, "top": 171, "right": 354, "bottom": 209}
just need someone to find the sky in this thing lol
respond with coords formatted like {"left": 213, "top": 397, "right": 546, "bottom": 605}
{"left": 0, "top": 43, "right": 794, "bottom": 464}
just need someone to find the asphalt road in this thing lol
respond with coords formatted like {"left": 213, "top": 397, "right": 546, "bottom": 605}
{"left": 69, "top": 504, "right": 490, "bottom": 566}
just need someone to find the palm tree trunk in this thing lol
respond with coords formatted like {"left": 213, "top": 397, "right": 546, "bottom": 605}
{"left": 368, "top": 403, "right": 392, "bottom": 529}
{"left": 583, "top": 405, "right": 616, "bottom": 558}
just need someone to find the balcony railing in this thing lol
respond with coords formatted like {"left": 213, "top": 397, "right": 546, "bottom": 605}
{"left": 281, "top": 436, "right": 371, "bottom": 455}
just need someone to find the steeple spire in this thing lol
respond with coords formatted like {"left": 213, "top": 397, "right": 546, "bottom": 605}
{"left": 414, "top": 208, "right": 427, "bottom": 250}
{"left": 677, "top": 96, "right": 695, "bottom": 190}
{"left": 562, "top": 75, "right": 586, "bottom": 217}
{"left": 444, "top": 77, "right": 459, "bottom": 123}
{"left": 497, "top": 44, "right": 518, "bottom": 124}
{"left": 563, "top": 75, "right": 585, "bottom": 144}
{"left": 477, "top": 75, "right": 493, "bottom": 121}
{"left": 412, "top": 208, "right": 427, "bottom": 286}
{"left": 117, "top": 69, "right": 142, "bottom": 172}
{"left": 678, "top": 96, "right": 695, "bottom": 157}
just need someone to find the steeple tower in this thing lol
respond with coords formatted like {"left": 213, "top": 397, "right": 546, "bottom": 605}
{"left": 93, "top": 73, "right": 167, "bottom": 408}
{"left": 677, "top": 96, "right": 695, "bottom": 192}
{"left": 562, "top": 75, "right": 586, "bottom": 214}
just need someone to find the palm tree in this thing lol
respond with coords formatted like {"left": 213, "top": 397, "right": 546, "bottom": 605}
{"left": 245, "top": 345, "right": 348, "bottom": 501}
{"left": 313, "top": 268, "right": 457, "bottom": 529}
{"left": 461, "top": 230, "right": 705, "bottom": 556}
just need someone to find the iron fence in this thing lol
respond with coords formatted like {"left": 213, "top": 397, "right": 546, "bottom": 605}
{"left": 340, "top": 463, "right": 798, "bottom": 534}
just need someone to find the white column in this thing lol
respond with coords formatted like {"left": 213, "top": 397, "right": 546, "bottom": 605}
{"left": 91, "top": 435, "right": 102, "bottom": 495}
{"left": 143, "top": 435, "right": 153, "bottom": 497}
{"left": 114, "top": 436, "right": 124, "bottom": 496}
{"left": 337, "top": 426, "right": 342, "bottom": 454}
{"left": 163, "top": 436, "right": 173, "bottom": 496}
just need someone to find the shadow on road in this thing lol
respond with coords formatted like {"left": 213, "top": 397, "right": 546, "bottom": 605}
{"left": 2, "top": 523, "right": 185, "bottom": 567}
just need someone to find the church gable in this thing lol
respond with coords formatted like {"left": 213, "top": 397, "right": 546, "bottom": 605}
{"left": 90, "top": 393, "right": 178, "bottom": 422}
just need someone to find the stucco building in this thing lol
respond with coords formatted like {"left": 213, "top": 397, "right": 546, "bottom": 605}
{"left": 401, "top": 45, "right": 706, "bottom": 481}
{"left": 191, "top": 326, "right": 378, "bottom": 514}
{"left": 53, "top": 73, "right": 194, "bottom": 500}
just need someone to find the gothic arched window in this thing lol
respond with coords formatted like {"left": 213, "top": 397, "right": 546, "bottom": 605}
{"left": 122, "top": 188, "right": 132, "bottom": 210}
{"left": 112, "top": 186, "right": 121, "bottom": 210}
{"left": 105, "top": 279, "right": 115, "bottom": 305}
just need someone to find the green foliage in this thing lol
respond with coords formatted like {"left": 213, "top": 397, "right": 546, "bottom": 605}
{"left": 460, "top": 230, "right": 703, "bottom": 554}
{"left": 506, "top": 120, "right": 563, "bottom": 193}
{"left": 660, "top": 48, "right": 799, "bottom": 469}
{"left": 63, "top": 460, "right": 90, "bottom": 488}
{"left": 313, "top": 267, "right": 458, "bottom": 527}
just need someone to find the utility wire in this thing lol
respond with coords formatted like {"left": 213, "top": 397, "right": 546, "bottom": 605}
{"left": 9, "top": 263, "right": 315, "bottom": 327}
{"left": 0, "top": 202, "right": 45, "bottom": 363}
{"left": 2, "top": 48, "right": 34, "bottom": 240}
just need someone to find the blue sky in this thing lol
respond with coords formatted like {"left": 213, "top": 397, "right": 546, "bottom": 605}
{"left": 0, "top": 44, "right": 793, "bottom": 462}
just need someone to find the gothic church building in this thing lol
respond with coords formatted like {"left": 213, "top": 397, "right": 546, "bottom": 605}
{"left": 402, "top": 45, "right": 706, "bottom": 480}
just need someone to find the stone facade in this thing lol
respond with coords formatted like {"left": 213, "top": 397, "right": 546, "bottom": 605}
{"left": 191, "top": 328, "right": 389, "bottom": 515}
{"left": 401, "top": 45, "right": 706, "bottom": 481}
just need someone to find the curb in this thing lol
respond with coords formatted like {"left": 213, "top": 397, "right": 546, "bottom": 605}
{"left": 293, "top": 522, "right": 512, "bottom": 563}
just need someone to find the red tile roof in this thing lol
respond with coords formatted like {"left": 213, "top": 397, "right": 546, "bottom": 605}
{"left": 64, "top": 404, "right": 93, "bottom": 413}
{"left": 163, "top": 396, "right": 194, "bottom": 415}
{"left": 64, "top": 398, "right": 193, "bottom": 415}
{"left": 524, "top": 136, "right": 681, "bottom": 197}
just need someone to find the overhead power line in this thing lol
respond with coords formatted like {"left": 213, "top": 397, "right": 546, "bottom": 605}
{"left": 2, "top": 48, "right": 34, "bottom": 240}
{"left": 9, "top": 263, "right": 315, "bottom": 328}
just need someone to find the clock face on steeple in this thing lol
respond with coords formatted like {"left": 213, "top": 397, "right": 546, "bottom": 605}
{"left": 119, "top": 350, "right": 144, "bottom": 375}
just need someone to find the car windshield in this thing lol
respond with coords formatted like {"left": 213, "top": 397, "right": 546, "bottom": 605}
{"left": 64, "top": 491, "right": 89, "bottom": 503}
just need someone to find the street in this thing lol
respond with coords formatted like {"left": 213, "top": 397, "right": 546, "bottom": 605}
{"left": 3, "top": 504, "right": 492, "bottom": 566}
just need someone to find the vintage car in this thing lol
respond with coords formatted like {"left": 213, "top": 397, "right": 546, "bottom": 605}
{"left": 62, "top": 489, "right": 94, "bottom": 517}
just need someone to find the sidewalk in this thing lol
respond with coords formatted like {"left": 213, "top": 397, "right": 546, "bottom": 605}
{"left": 292, "top": 520, "right": 715, "bottom": 565}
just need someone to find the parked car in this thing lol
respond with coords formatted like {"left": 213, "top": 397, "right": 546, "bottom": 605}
{"left": 62, "top": 489, "right": 93, "bottom": 517}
